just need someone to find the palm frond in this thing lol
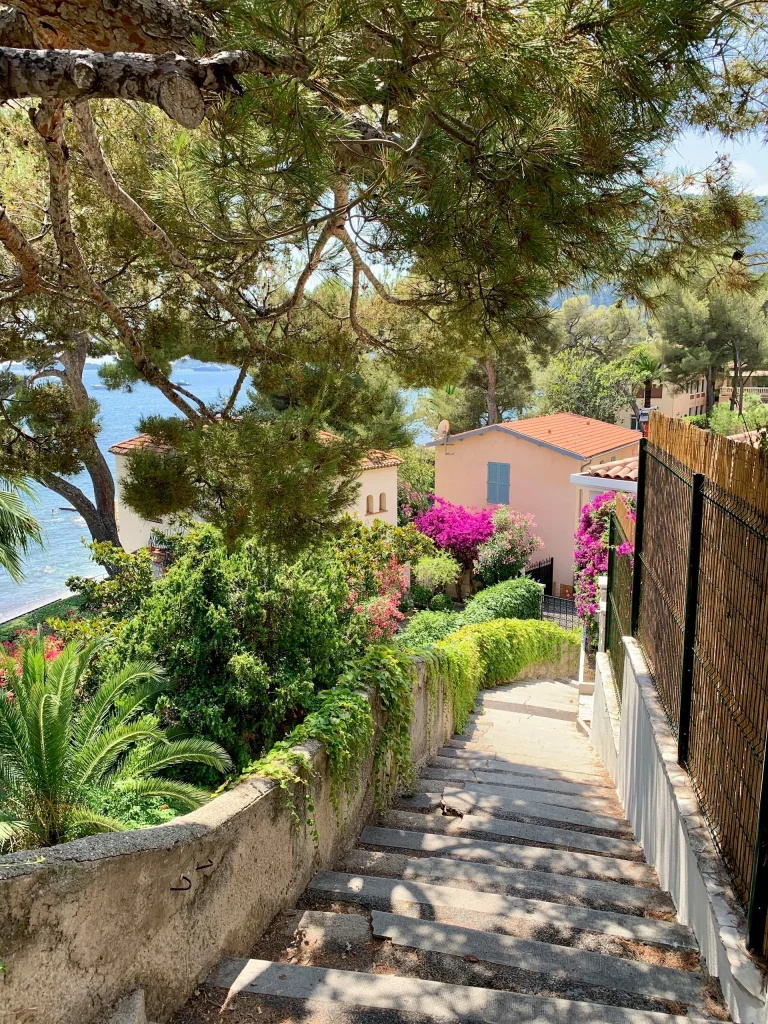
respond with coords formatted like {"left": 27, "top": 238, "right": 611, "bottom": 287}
{"left": 122, "top": 737, "right": 233, "bottom": 776}
{"left": 62, "top": 806, "right": 127, "bottom": 841}
{"left": 73, "top": 721, "right": 163, "bottom": 787}
{"left": 0, "top": 480, "right": 43, "bottom": 583}
{"left": 74, "top": 661, "right": 166, "bottom": 748}
{"left": 112, "top": 777, "right": 212, "bottom": 810}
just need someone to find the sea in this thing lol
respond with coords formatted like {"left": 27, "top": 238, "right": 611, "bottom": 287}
{"left": 0, "top": 359, "right": 242, "bottom": 623}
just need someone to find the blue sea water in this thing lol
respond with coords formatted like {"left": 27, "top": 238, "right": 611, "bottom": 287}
{"left": 0, "top": 360, "right": 242, "bottom": 622}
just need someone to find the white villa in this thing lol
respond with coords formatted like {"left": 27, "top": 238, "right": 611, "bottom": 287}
{"left": 108, "top": 432, "right": 402, "bottom": 551}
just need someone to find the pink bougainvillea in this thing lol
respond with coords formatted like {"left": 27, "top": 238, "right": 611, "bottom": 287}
{"left": 573, "top": 492, "right": 635, "bottom": 646}
{"left": 414, "top": 497, "right": 495, "bottom": 568}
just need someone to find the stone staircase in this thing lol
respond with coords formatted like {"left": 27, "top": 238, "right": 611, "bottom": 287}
{"left": 176, "top": 678, "right": 731, "bottom": 1024}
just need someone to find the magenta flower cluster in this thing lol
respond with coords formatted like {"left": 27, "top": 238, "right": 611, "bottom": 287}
{"left": 573, "top": 491, "right": 635, "bottom": 646}
{"left": 414, "top": 496, "right": 495, "bottom": 568}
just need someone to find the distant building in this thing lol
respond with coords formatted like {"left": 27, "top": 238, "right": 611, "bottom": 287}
{"left": 615, "top": 379, "right": 709, "bottom": 430}
{"left": 426, "top": 413, "right": 641, "bottom": 596}
{"left": 108, "top": 432, "right": 401, "bottom": 551}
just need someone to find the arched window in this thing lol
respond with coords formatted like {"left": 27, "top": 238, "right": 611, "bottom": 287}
{"left": 366, "top": 494, "right": 374, "bottom": 514}
{"left": 379, "top": 493, "right": 387, "bottom": 512}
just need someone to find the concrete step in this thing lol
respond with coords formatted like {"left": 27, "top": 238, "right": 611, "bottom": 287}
{"left": 360, "top": 826, "right": 657, "bottom": 885}
{"left": 382, "top": 808, "right": 643, "bottom": 859}
{"left": 436, "top": 748, "right": 610, "bottom": 783}
{"left": 414, "top": 777, "right": 620, "bottom": 814}
{"left": 402, "top": 789, "right": 630, "bottom": 834}
{"left": 341, "top": 850, "right": 673, "bottom": 915}
{"left": 371, "top": 911, "right": 705, "bottom": 1005}
{"left": 208, "top": 958, "right": 712, "bottom": 1023}
{"left": 426, "top": 761, "right": 616, "bottom": 796}
{"left": 309, "top": 872, "right": 696, "bottom": 949}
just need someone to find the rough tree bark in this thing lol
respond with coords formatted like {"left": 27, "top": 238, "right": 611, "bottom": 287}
{"left": 0, "top": 0, "right": 214, "bottom": 53}
{"left": 0, "top": 48, "right": 309, "bottom": 128}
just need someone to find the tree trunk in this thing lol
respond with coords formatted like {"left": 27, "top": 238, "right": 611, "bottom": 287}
{"left": 705, "top": 367, "right": 715, "bottom": 415}
{"left": 40, "top": 471, "right": 121, "bottom": 558}
{"left": 643, "top": 378, "right": 652, "bottom": 409}
{"left": 485, "top": 354, "right": 499, "bottom": 425}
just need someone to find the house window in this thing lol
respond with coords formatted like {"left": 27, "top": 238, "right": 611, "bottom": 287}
{"left": 379, "top": 492, "right": 387, "bottom": 512}
{"left": 366, "top": 495, "right": 374, "bottom": 514}
{"left": 487, "top": 462, "right": 510, "bottom": 504}
{"left": 630, "top": 416, "right": 638, "bottom": 430}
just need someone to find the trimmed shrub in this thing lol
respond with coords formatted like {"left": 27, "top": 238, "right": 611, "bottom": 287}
{"left": 397, "top": 610, "right": 459, "bottom": 646}
{"left": 458, "top": 577, "right": 543, "bottom": 626}
{"left": 410, "top": 583, "right": 433, "bottom": 609}
{"left": 429, "top": 593, "right": 454, "bottom": 612}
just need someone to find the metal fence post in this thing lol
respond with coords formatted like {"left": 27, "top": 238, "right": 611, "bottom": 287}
{"left": 629, "top": 437, "right": 647, "bottom": 636}
{"left": 677, "top": 472, "right": 704, "bottom": 766}
{"left": 748, "top": 721, "right": 768, "bottom": 952}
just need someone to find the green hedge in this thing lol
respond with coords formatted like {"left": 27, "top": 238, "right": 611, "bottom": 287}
{"left": 458, "top": 576, "right": 543, "bottom": 625}
{"left": 398, "top": 576, "right": 543, "bottom": 647}
{"left": 429, "top": 618, "right": 579, "bottom": 733}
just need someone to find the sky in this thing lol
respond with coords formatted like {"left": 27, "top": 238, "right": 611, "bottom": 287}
{"left": 667, "top": 129, "right": 768, "bottom": 194}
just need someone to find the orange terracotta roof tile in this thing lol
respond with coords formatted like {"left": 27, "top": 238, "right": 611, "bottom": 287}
{"left": 498, "top": 413, "right": 642, "bottom": 459}
{"left": 582, "top": 456, "right": 639, "bottom": 482}
{"left": 108, "top": 434, "right": 156, "bottom": 456}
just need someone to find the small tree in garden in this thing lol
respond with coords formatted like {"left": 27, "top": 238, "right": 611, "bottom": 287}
{"left": 413, "top": 553, "right": 463, "bottom": 594}
{"left": 475, "top": 508, "right": 543, "bottom": 586}
{"left": 414, "top": 498, "right": 495, "bottom": 569}
{"left": 573, "top": 492, "right": 635, "bottom": 647}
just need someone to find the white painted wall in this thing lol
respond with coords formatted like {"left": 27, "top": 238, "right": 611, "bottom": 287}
{"left": 351, "top": 464, "right": 399, "bottom": 527}
{"left": 112, "top": 452, "right": 161, "bottom": 552}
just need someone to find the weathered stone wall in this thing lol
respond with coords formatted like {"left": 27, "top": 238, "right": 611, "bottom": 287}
{"left": 0, "top": 653, "right": 572, "bottom": 1024}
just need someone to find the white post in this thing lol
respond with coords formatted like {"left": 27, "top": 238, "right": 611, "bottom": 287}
{"left": 597, "top": 574, "right": 608, "bottom": 653}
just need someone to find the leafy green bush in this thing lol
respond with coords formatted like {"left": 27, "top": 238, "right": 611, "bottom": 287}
{"left": 396, "top": 610, "right": 459, "bottom": 646}
{"left": 400, "top": 610, "right": 459, "bottom": 645}
{"left": 413, "top": 552, "right": 462, "bottom": 593}
{"left": 410, "top": 583, "right": 433, "bottom": 609}
{"left": 108, "top": 526, "right": 371, "bottom": 772}
{"left": 0, "top": 635, "right": 231, "bottom": 851}
{"left": 429, "top": 593, "right": 454, "bottom": 612}
{"left": 66, "top": 541, "right": 154, "bottom": 618}
{"left": 458, "top": 577, "right": 543, "bottom": 625}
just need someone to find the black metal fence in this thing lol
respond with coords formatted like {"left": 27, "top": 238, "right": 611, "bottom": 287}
{"left": 527, "top": 556, "right": 554, "bottom": 596}
{"left": 542, "top": 594, "right": 578, "bottom": 630}
{"left": 618, "top": 433, "right": 768, "bottom": 955}
{"left": 605, "top": 514, "right": 633, "bottom": 703}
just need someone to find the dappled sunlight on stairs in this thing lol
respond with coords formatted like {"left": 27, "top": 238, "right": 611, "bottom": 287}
{"left": 175, "top": 678, "right": 732, "bottom": 1024}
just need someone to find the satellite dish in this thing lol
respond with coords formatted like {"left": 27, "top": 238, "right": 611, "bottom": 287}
{"left": 437, "top": 419, "right": 450, "bottom": 440}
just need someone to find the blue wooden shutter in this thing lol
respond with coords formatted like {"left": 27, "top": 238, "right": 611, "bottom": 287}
{"left": 487, "top": 461, "right": 498, "bottom": 503}
{"left": 487, "top": 462, "right": 510, "bottom": 504}
{"left": 498, "top": 462, "right": 510, "bottom": 504}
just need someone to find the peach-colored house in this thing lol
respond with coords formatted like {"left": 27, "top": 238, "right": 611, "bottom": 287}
{"left": 428, "top": 413, "right": 642, "bottom": 595}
